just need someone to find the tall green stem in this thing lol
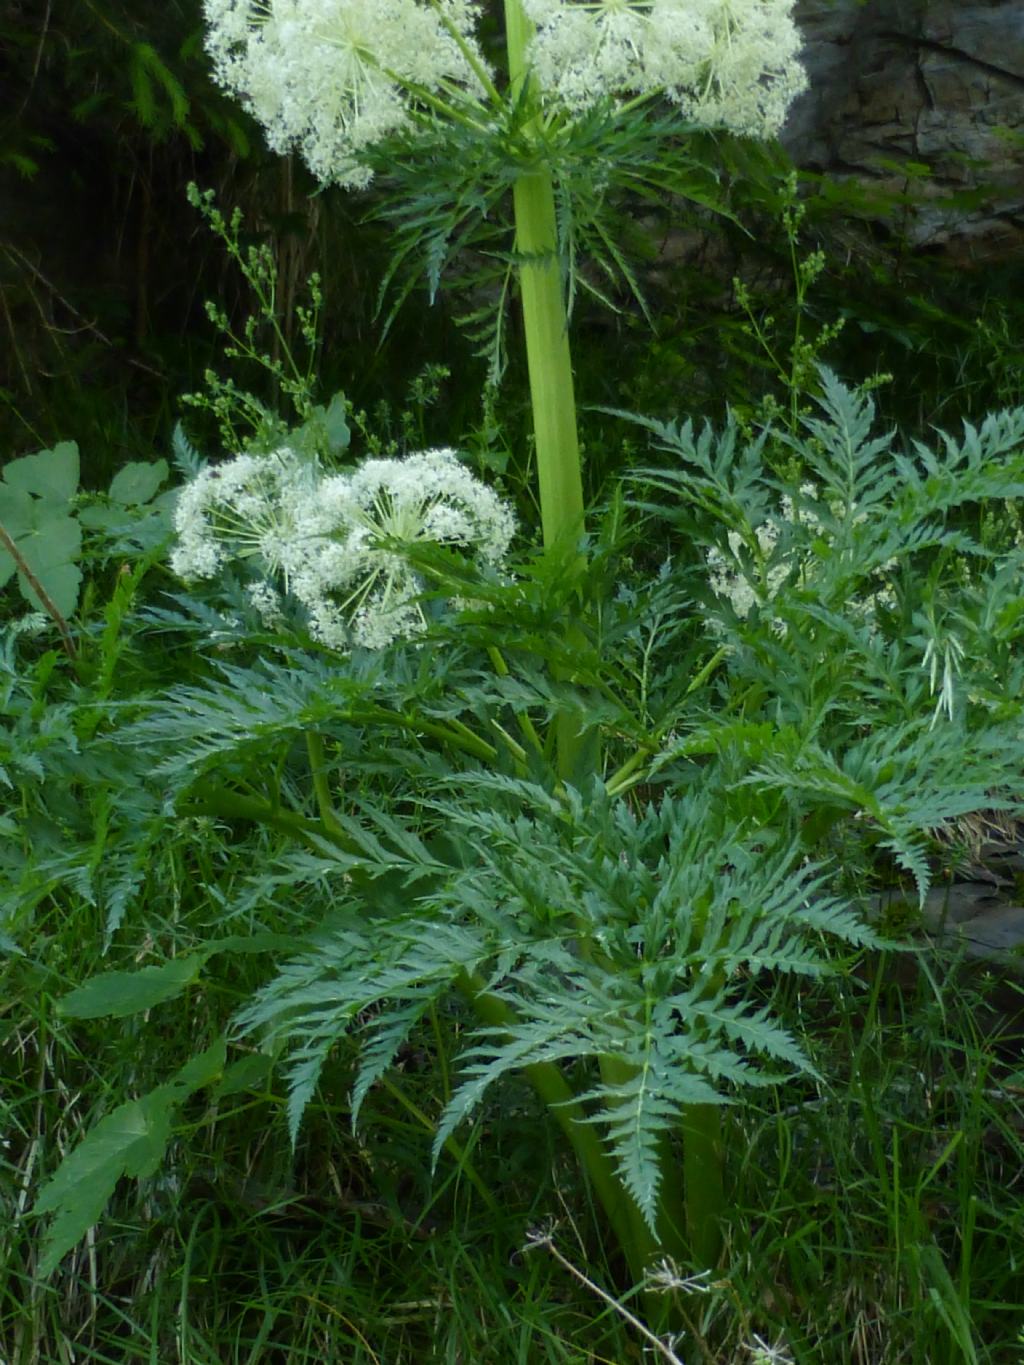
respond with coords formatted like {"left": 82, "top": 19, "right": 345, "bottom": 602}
{"left": 505, "top": 0, "right": 588, "bottom": 781}
{"left": 682, "top": 1104, "right": 724, "bottom": 1268}
{"left": 497, "top": 1, "right": 720, "bottom": 1285}
{"left": 501, "top": 6, "right": 673, "bottom": 1282}
{"left": 460, "top": 971, "right": 658, "bottom": 1283}
{"left": 503, "top": 0, "right": 585, "bottom": 555}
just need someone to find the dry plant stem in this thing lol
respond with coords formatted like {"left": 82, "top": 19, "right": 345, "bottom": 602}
{"left": 0, "top": 519, "right": 77, "bottom": 661}
{"left": 528, "top": 1231, "right": 686, "bottom": 1365}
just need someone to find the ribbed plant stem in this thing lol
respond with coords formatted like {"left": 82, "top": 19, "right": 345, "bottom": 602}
{"left": 503, "top": 0, "right": 585, "bottom": 555}
{"left": 460, "top": 971, "right": 658, "bottom": 1282}
{"left": 682, "top": 1103, "right": 724, "bottom": 1269}
{"left": 505, "top": 0, "right": 588, "bottom": 780}
{"left": 512, "top": 167, "right": 585, "bottom": 552}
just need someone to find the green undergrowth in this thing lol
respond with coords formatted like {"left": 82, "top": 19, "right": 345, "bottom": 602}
{"left": 5, "top": 368, "right": 1024, "bottom": 1359}
{"left": 4, "top": 915, "right": 1022, "bottom": 1361}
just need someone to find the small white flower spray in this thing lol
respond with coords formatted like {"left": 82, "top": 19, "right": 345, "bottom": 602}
{"left": 171, "top": 445, "right": 516, "bottom": 650}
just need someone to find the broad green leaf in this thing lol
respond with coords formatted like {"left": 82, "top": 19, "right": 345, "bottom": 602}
{"left": 0, "top": 493, "right": 82, "bottom": 616}
{"left": 322, "top": 393, "right": 351, "bottom": 454}
{"left": 172, "top": 1035, "right": 227, "bottom": 1090}
{"left": 108, "top": 460, "right": 169, "bottom": 506}
{"left": 17, "top": 511, "right": 81, "bottom": 568}
{"left": 56, "top": 936, "right": 292, "bottom": 1022}
{"left": 2, "top": 442, "right": 79, "bottom": 502}
{"left": 34, "top": 1041, "right": 226, "bottom": 1276}
{"left": 58, "top": 954, "right": 204, "bottom": 1019}
{"left": 35, "top": 1089, "right": 175, "bottom": 1276}
{"left": 212, "top": 1052, "right": 273, "bottom": 1099}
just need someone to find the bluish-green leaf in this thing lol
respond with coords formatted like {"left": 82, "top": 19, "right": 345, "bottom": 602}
{"left": 0, "top": 491, "right": 82, "bottom": 615}
{"left": 322, "top": 393, "right": 351, "bottom": 454}
{"left": 0, "top": 485, "right": 34, "bottom": 540}
{"left": 2, "top": 442, "right": 79, "bottom": 502}
{"left": 18, "top": 561, "right": 82, "bottom": 619}
{"left": 108, "top": 460, "right": 169, "bottom": 506}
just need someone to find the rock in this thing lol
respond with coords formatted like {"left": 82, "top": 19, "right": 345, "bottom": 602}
{"left": 958, "top": 904, "right": 1024, "bottom": 967}
{"left": 784, "top": 0, "right": 1024, "bottom": 264}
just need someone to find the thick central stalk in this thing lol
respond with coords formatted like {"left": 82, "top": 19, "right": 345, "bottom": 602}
{"left": 498, "top": 3, "right": 679, "bottom": 1288}
{"left": 512, "top": 169, "right": 586, "bottom": 550}
{"left": 503, "top": 0, "right": 585, "bottom": 554}
{"left": 504, "top": 0, "right": 588, "bottom": 785}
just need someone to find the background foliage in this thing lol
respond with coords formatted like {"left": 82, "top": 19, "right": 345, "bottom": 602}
{"left": 3, "top": 0, "right": 1024, "bottom": 488}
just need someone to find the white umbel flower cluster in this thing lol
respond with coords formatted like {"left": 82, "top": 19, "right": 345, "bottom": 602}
{"left": 521, "top": 0, "right": 808, "bottom": 137}
{"left": 172, "top": 445, "right": 516, "bottom": 651}
{"left": 293, "top": 449, "right": 516, "bottom": 648}
{"left": 705, "top": 484, "right": 897, "bottom": 634}
{"left": 170, "top": 446, "right": 319, "bottom": 584}
{"left": 706, "top": 520, "right": 788, "bottom": 622}
{"left": 202, "top": 0, "right": 491, "bottom": 188}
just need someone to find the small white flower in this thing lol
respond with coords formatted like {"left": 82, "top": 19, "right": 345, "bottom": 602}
{"left": 203, "top": 0, "right": 491, "bottom": 188}
{"left": 246, "top": 579, "right": 286, "bottom": 626}
{"left": 746, "top": 1333, "right": 794, "bottom": 1365}
{"left": 170, "top": 446, "right": 319, "bottom": 585}
{"left": 523, "top": 0, "right": 807, "bottom": 137}
{"left": 292, "top": 448, "right": 516, "bottom": 649}
{"left": 645, "top": 1258, "right": 714, "bottom": 1294}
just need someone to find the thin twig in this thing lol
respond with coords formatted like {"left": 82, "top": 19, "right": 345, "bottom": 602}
{"left": 1, "top": 241, "right": 165, "bottom": 378}
{"left": 525, "top": 1229, "right": 686, "bottom": 1365}
{"left": 0, "top": 520, "right": 77, "bottom": 661}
